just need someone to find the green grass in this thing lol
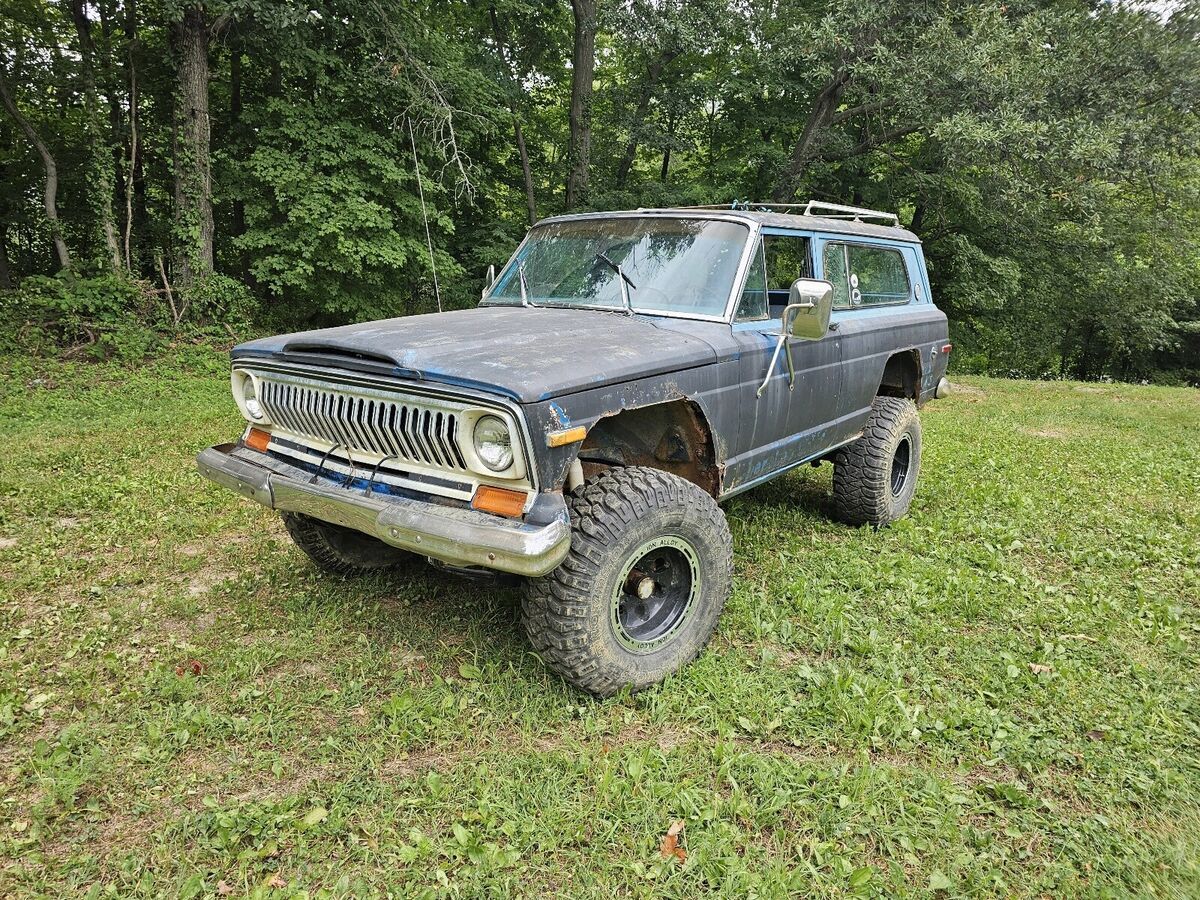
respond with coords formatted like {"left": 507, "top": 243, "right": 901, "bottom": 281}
{"left": 1, "top": 348, "right": 1198, "bottom": 898}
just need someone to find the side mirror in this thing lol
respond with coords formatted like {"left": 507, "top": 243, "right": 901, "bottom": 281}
{"left": 785, "top": 278, "right": 834, "bottom": 340}
{"left": 756, "top": 278, "right": 835, "bottom": 398}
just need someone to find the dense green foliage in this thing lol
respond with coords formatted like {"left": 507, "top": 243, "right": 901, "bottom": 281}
{"left": 2, "top": 0, "right": 1198, "bottom": 381}
{"left": 1, "top": 350, "right": 1198, "bottom": 894}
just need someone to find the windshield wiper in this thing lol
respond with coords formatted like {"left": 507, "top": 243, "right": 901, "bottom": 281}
{"left": 518, "top": 262, "right": 539, "bottom": 308}
{"left": 596, "top": 252, "right": 636, "bottom": 315}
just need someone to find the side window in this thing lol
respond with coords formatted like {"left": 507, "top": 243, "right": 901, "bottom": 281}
{"left": 847, "top": 245, "right": 910, "bottom": 306}
{"left": 735, "top": 239, "right": 767, "bottom": 321}
{"left": 822, "top": 242, "right": 911, "bottom": 308}
{"left": 763, "top": 235, "right": 811, "bottom": 292}
{"left": 823, "top": 243, "right": 850, "bottom": 309}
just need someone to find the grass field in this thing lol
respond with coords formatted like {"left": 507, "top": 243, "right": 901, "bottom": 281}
{"left": 1, "top": 348, "right": 1198, "bottom": 898}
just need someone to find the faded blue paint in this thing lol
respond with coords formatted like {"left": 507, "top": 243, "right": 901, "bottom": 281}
{"left": 230, "top": 207, "right": 949, "bottom": 500}
{"left": 548, "top": 402, "right": 571, "bottom": 427}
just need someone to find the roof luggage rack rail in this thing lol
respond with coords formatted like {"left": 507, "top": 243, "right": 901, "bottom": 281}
{"left": 674, "top": 200, "right": 900, "bottom": 227}
{"left": 800, "top": 200, "right": 899, "bottom": 226}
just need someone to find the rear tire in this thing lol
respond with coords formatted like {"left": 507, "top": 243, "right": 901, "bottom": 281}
{"left": 280, "top": 511, "right": 417, "bottom": 577}
{"left": 833, "top": 396, "right": 922, "bottom": 527}
{"left": 522, "top": 467, "right": 733, "bottom": 697}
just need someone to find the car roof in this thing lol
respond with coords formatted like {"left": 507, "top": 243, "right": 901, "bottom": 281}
{"left": 537, "top": 207, "right": 922, "bottom": 244}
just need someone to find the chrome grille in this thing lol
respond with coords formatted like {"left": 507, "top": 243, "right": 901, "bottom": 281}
{"left": 257, "top": 379, "right": 468, "bottom": 471}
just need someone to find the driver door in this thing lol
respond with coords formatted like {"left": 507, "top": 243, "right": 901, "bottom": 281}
{"left": 723, "top": 230, "right": 844, "bottom": 494}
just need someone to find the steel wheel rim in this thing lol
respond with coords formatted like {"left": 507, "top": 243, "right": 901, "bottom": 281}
{"left": 890, "top": 435, "right": 912, "bottom": 497}
{"left": 610, "top": 535, "right": 701, "bottom": 654}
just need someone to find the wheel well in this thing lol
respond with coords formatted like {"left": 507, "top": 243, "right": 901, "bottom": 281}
{"left": 576, "top": 400, "right": 720, "bottom": 497}
{"left": 878, "top": 350, "right": 922, "bottom": 400}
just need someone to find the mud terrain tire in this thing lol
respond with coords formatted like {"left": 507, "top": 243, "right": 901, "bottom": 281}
{"left": 833, "top": 396, "right": 922, "bottom": 527}
{"left": 281, "top": 511, "right": 417, "bottom": 576}
{"left": 522, "top": 466, "right": 733, "bottom": 697}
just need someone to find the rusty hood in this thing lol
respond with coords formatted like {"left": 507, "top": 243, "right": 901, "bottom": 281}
{"left": 230, "top": 305, "right": 724, "bottom": 403}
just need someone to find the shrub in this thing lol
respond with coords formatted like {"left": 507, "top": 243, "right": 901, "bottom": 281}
{"left": 0, "top": 272, "right": 166, "bottom": 361}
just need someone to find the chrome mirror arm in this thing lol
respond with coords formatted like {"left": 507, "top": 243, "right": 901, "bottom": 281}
{"left": 755, "top": 303, "right": 811, "bottom": 398}
{"left": 756, "top": 334, "right": 788, "bottom": 398}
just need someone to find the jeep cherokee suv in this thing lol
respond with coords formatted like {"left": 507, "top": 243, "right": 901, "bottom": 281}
{"left": 197, "top": 201, "right": 951, "bottom": 696}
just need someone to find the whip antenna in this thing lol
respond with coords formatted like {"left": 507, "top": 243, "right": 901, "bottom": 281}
{"left": 408, "top": 117, "right": 442, "bottom": 313}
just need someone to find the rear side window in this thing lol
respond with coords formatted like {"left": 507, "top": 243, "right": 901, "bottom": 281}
{"left": 822, "top": 242, "right": 911, "bottom": 308}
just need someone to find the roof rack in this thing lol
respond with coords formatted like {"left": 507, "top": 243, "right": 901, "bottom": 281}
{"left": 800, "top": 201, "right": 899, "bottom": 226}
{"left": 673, "top": 200, "right": 900, "bottom": 227}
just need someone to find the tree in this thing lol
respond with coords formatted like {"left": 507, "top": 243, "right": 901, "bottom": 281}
{"left": 0, "top": 64, "right": 71, "bottom": 272}
{"left": 67, "top": 0, "right": 122, "bottom": 270}
{"left": 565, "top": 0, "right": 595, "bottom": 208}
{"left": 0, "top": 0, "right": 1194, "bottom": 382}
{"left": 487, "top": 2, "right": 539, "bottom": 225}
{"left": 171, "top": 4, "right": 218, "bottom": 289}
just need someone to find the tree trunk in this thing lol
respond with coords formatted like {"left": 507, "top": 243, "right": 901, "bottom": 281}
{"left": 660, "top": 109, "right": 677, "bottom": 183}
{"left": 0, "top": 68, "right": 72, "bottom": 272}
{"left": 565, "top": 0, "right": 596, "bottom": 209}
{"left": 909, "top": 200, "right": 925, "bottom": 234}
{"left": 615, "top": 49, "right": 677, "bottom": 188}
{"left": 0, "top": 222, "right": 12, "bottom": 290}
{"left": 98, "top": 0, "right": 130, "bottom": 238}
{"left": 69, "top": 0, "right": 123, "bottom": 271}
{"left": 772, "top": 68, "right": 850, "bottom": 202}
{"left": 124, "top": 0, "right": 139, "bottom": 271}
{"left": 230, "top": 38, "right": 246, "bottom": 237}
{"left": 514, "top": 119, "right": 537, "bottom": 225}
{"left": 487, "top": 8, "right": 537, "bottom": 225}
{"left": 172, "top": 6, "right": 214, "bottom": 289}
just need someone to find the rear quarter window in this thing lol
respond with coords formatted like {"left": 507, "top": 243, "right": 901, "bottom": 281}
{"left": 822, "top": 242, "right": 911, "bottom": 308}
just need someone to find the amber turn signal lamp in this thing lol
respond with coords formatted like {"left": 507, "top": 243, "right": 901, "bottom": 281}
{"left": 472, "top": 485, "right": 527, "bottom": 518}
{"left": 245, "top": 428, "right": 271, "bottom": 453}
{"left": 546, "top": 425, "right": 587, "bottom": 448}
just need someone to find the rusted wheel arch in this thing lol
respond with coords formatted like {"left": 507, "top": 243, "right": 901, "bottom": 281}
{"left": 573, "top": 399, "right": 721, "bottom": 497}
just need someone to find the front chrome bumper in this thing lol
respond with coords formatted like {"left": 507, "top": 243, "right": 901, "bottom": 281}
{"left": 195, "top": 443, "right": 571, "bottom": 577}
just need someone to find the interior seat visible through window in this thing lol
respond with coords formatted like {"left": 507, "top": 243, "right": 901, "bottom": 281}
{"left": 735, "top": 234, "right": 812, "bottom": 322}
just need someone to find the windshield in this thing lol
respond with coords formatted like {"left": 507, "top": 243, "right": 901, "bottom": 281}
{"left": 484, "top": 216, "right": 750, "bottom": 318}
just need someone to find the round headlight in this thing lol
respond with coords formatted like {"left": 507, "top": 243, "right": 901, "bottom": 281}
{"left": 242, "top": 377, "right": 265, "bottom": 421}
{"left": 473, "top": 415, "right": 514, "bottom": 472}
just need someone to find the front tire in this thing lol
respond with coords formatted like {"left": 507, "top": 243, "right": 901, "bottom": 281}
{"left": 833, "top": 396, "right": 922, "bottom": 527}
{"left": 280, "top": 511, "right": 417, "bottom": 577}
{"left": 522, "top": 467, "right": 733, "bottom": 697}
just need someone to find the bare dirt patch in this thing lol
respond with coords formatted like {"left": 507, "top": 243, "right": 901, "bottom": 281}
{"left": 187, "top": 568, "right": 237, "bottom": 597}
{"left": 378, "top": 746, "right": 456, "bottom": 781}
{"left": 177, "top": 531, "right": 262, "bottom": 558}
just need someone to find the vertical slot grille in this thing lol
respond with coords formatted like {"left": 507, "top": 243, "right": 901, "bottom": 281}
{"left": 257, "top": 379, "right": 468, "bottom": 471}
